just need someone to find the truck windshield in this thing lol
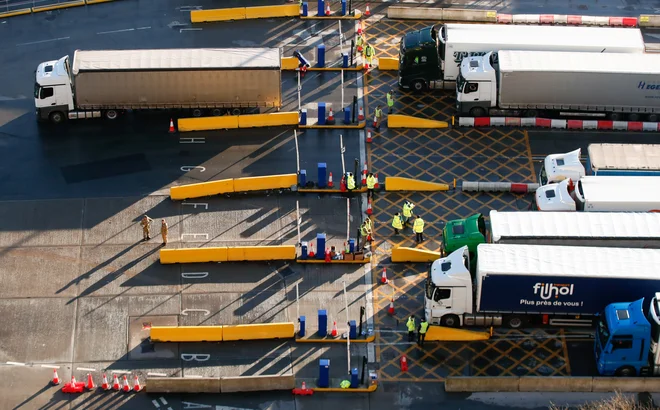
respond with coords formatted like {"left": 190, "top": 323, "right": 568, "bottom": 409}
{"left": 34, "top": 83, "right": 40, "bottom": 99}
{"left": 539, "top": 165, "right": 548, "bottom": 185}
{"left": 456, "top": 73, "right": 466, "bottom": 93}
{"left": 597, "top": 315, "right": 610, "bottom": 350}
{"left": 425, "top": 268, "right": 435, "bottom": 300}
{"left": 437, "top": 25, "right": 445, "bottom": 66}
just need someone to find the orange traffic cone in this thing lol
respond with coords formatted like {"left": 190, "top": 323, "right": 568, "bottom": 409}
{"left": 86, "top": 373, "right": 95, "bottom": 390}
{"left": 309, "top": 243, "right": 315, "bottom": 258}
{"left": 365, "top": 3, "right": 371, "bottom": 16}
{"left": 51, "top": 369, "right": 61, "bottom": 385}
{"left": 401, "top": 356, "right": 409, "bottom": 371}
{"left": 362, "top": 163, "right": 368, "bottom": 184}
{"left": 358, "top": 106, "right": 365, "bottom": 120}
{"left": 331, "top": 321, "right": 338, "bottom": 337}
{"left": 357, "top": 23, "right": 363, "bottom": 35}
{"left": 374, "top": 173, "right": 380, "bottom": 189}
{"left": 168, "top": 118, "right": 176, "bottom": 133}
{"left": 122, "top": 375, "right": 130, "bottom": 392}
{"left": 366, "top": 130, "right": 372, "bottom": 143}
{"left": 328, "top": 172, "right": 334, "bottom": 188}
{"left": 101, "top": 373, "right": 110, "bottom": 391}
{"left": 381, "top": 267, "right": 388, "bottom": 284}
{"left": 133, "top": 375, "right": 142, "bottom": 392}
{"left": 327, "top": 108, "right": 334, "bottom": 122}
{"left": 366, "top": 198, "right": 373, "bottom": 215}
{"left": 302, "top": 381, "right": 308, "bottom": 390}
{"left": 388, "top": 298, "right": 395, "bottom": 315}
{"left": 325, "top": 3, "right": 331, "bottom": 15}
{"left": 112, "top": 374, "right": 121, "bottom": 391}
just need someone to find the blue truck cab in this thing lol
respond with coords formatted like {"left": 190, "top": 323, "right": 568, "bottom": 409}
{"left": 595, "top": 294, "right": 660, "bottom": 377}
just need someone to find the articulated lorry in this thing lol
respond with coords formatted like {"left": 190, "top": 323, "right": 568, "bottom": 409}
{"left": 456, "top": 50, "right": 660, "bottom": 121}
{"left": 595, "top": 295, "right": 660, "bottom": 377}
{"left": 34, "top": 48, "right": 282, "bottom": 124}
{"left": 425, "top": 244, "right": 660, "bottom": 328}
{"left": 534, "top": 176, "right": 660, "bottom": 212}
{"left": 442, "top": 210, "right": 660, "bottom": 260}
{"left": 540, "top": 144, "right": 660, "bottom": 185}
{"left": 398, "top": 24, "right": 645, "bottom": 92}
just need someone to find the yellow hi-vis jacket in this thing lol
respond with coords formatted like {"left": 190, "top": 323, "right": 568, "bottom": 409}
{"left": 413, "top": 218, "right": 424, "bottom": 233}
{"left": 403, "top": 202, "right": 414, "bottom": 218}
{"left": 366, "top": 175, "right": 376, "bottom": 189}
{"left": 419, "top": 321, "right": 429, "bottom": 334}
{"left": 392, "top": 215, "right": 403, "bottom": 230}
{"left": 406, "top": 317, "right": 416, "bottom": 332}
{"left": 365, "top": 45, "right": 375, "bottom": 57}
{"left": 360, "top": 223, "right": 369, "bottom": 237}
{"left": 387, "top": 92, "right": 394, "bottom": 107}
{"left": 347, "top": 175, "right": 356, "bottom": 190}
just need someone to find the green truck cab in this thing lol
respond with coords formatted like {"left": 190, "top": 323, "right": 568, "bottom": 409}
{"left": 442, "top": 213, "right": 487, "bottom": 261}
{"left": 398, "top": 25, "right": 441, "bottom": 92}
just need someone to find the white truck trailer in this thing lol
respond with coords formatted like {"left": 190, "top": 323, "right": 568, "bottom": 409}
{"left": 34, "top": 48, "right": 282, "bottom": 124}
{"left": 540, "top": 144, "right": 660, "bottom": 185}
{"left": 456, "top": 50, "right": 660, "bottom": 121}
{"left": 534, "top": 176, "right": 660, "bottom": 212}
{"left": 398, "top": 24, "right": 645, "bottom": 91}
{"left": 425, "top": 244, "right": 660, "bottom": 328}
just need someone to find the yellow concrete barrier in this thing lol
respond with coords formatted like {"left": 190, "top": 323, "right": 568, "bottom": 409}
{"left": 232, "top": 173, "right": 297, "bottom": 192}
{"left": 85, "top": 0, "right": 116, "bottom": 4}
{"left": 237, "top": 112, "right": 299, "bottom": 128}
{"left": 223, "top": 322, "right": 295, "bottom": 341}
{"left": 391, "top": 247, "right": 441, "bottom": 263}
{"left": 385, "top": 177, "right": 449, "bottom": 192}
{"left": 425, "top": 325, "right": 490, "bottom": 341}
{"left": 226, "top": 245, "right": 296, "bottom": 262}
{"left": 378, "top": 57, "right": 399, "bottom": 71}
{"left": 221, "top": 374, "right": 295, "bottom": 393}
{"left": 387, "top": 114, "right": 449, "bottom": 129}
{"left": 244, "top": 4, "right": 299, "bottom": 19}
{"left": 178, "top": 116, "right": 239, "bottom": 132}
{"left": 170, "top": 179, "right": 234, "bottom": 200}
{"left": 281, "top": 57, "right": 300, "bottom": 70}
{"left": 160, "top": 247, "right": 229, "bottom": 264}
{"left": 314, "top": 384, "right": 378, "bottom": 393}
{"left": 445, "top": 377, "right": 520, "bottom": 393}
{"left": 191, "top": 7, "right": 246, "bottom": 23}
{"left": 32, "top": 0, "right": 85, "bottom": 12}
{"left": 150, "top": 326, "right": 224, "bottom": 342}
{"left": 0, "top": 7, "right": 31, "bottom": 17}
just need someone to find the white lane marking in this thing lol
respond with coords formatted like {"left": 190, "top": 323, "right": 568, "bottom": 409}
{"left": 180, "top": 28, "right": 203, "bottom": 32}
{"left": 152, "top": 399, "right": 161, "bottom": 408}
{"left": 77, "top": 367, "right": 96, "bottom": 371}
{"left": 184, "top": 375, "right": 203, "bottom": 378}
{"left": 181, "top": 233, "right": 209, "bottom": 241}
{"left": 137, "top": 26, "right": 151, "bottom": 30}
{"left": 181, "top": 166, "right": 206, "bottom": 172}
{"left": 179, "top": 137, "right": 205, "bottom": 144}
{"left": 179, "top": 5, "right": 201, "bottom": 11}
{"left": 16, "top": 37, "right": 70, "bottom": 46}
{"left": 148, "top": 372, "right": 168, "bottom": 377}
{"left": 160, "top": 397, "right": 169, "bottom": 405}
{"left": 181, "top": 272, "right": 209, "bottom": 279}
{"left": 6, "top": 361, "right": 25, "bottom": 366}
{"left": 41, "top": 364, "right": 61, "bottom": 369}
{"left": 182, "top": 202, "right": 208, "bottom": 210}
{"left": 181, "top": 309, "right": 210, "bottom": 316}
{"left": 97, "top": 28, "right": 134, "bottom": 35}
{"left": 111, "top": 370, "right": 131, "bottom": 374}
{"left": 180, "top": 353, "right": 210, "bottom": 362}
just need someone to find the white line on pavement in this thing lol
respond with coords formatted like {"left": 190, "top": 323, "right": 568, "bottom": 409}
{"left": 97, "top": 28, "right": 135, "bottom": 35}
{"left": 40, "top": 364, "right": 61, "bottom": 369}
{"left": 160, "top": 397, "right": 168, "bottom": 405}
{"left": 137, "top": 26, "right": 151, "bottom": 30}
{"left": 77, "top": 367, "right": 96, "bottom": 371}
{"left": 180, "top": 28, "right": 203, "bottom": 32}
{"left": 147, "top": 372, "right": 168, "bottom": 377}
{"left": 6, "top": 361, "right": 25, "bottom": 366}
{"left": 16, "top": 37, "right": 70, "bottom": 46}
{"left": 152, "top": 399, "right": 161, "bottom": 408}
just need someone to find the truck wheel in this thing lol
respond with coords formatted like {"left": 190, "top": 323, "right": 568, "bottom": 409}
{"left": 441, "top": 315, "right": 460, "bottom": 328}
{"left": 212, "top": 109, "right": 223, "bottom": 116}
{"left": 192, "top": 109, "right": 203, "bottom": 117}
{"left": 522, "top": 110, "right": 538, "bottom": 118}
{"left": 627, "top": 113, "right": 640, "bottom": 122}
{"left": 49, "top": 111, "right": 65, "bottom": 124}
{"left": 105, "top": 110, "right": 118, "bottom": 120}
{"left": 649, "top": 114, "right": 658, "bottom": 122}
{"left": 615, "top": 366, "right": 636, "bottom": 377}
{"left": 411, "top": 80, "right": 426, "bottom": 93}
{"left": 231, "top": 108, "right": 242, "bottom": 116}
{"left": 609, "top": 112, "right": 621, "bottom": 121}
{"left": 505, "top": 315, "right": 524, "bottom": 329}
{"left": 469, "top": 107, "right": 486, "bottom": 117}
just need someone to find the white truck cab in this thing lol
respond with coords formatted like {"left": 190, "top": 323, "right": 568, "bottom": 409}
{"left": 539, "top": 149, "right": 585, "bottom": 185}
{"left": 425, "top": 246, "right": 472, "bottom": 327}
{"left": 534, "top": 179, "right": 577, "bottom": 211}
{"left": 34, "top": 56, "right": 74, "bottom": 123}
{"left": 455, "top": 53, "right": 496, "bottom": 117}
